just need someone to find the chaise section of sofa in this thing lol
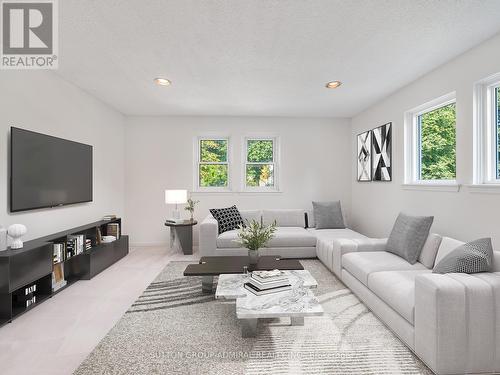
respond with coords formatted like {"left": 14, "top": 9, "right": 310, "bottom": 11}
{"left": 322, "top": 235, "right": 500, "bottom": 375}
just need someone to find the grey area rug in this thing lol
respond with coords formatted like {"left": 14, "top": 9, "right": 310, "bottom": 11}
{"left": 74, "top": 260, "right": 433, "bottom": 375}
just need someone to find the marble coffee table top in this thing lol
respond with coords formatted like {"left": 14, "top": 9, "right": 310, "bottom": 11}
{"left": 215, "top": 270, "right": 318, "bottom": 300}
{"left": 236, "top": 286, "right": 323, "bottom": 319}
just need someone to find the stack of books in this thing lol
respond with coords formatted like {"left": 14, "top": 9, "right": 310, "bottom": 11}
{"left": 67, "top": 234, "right": 85, "bottom": 257}
{"left": 244, "top": 269, "right": 291, "bottom": 295}
{"left": 85, "top": 238, "right": 92, "bottom": 251}
{"left": 103, "top": 215, "right": 117, "bottom": 221}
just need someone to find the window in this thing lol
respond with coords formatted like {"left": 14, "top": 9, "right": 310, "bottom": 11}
{"left": 244, "top": 137, "right": 279, "bottom": 190}
{"left": 473, "top": 74, "right": 500, "bottom": 187}
{"left": 404, "top": 92, "right": 458, "bottom": 189}
{"left": 196, "top": 138, "right": 230, "bottom": 190}
{"left": 417, "top": 102, "right": 456, "bottom": 180}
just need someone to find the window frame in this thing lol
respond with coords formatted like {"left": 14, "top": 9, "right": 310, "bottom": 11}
{"left": 473, "top": 73, "right": 500, "bottom": 188}
{"left": 193, "top": 136, "right": 232, "bottom": 192}
{"left": 404, "top": 92, "right": 459, "bottom": 191}
{"left": 242, "top": 136, "right": 280, "bottom": 192}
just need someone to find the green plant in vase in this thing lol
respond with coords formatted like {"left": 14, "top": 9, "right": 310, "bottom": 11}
{"left": 184, "top": 198, "right": 199, "bottom": 221}
{"left": 235, "top": 219, "right": 277, "bottom": 265}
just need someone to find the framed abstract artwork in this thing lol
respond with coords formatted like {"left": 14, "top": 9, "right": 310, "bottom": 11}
{"left": 357, "top": 130, "right": 372, "bottom": 181}
{"left": 372, "top": 122, "right": 392, "bottom": 181}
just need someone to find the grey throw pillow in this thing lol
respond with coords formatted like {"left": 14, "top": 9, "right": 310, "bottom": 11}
{"left": 312, "top": 201, "right": 345, "bottom": 229}
{"left": 386, "top": 213, "right": 434, "bottom": 264}
{"left": 433, "top": 238, "right": 493, "bottom": 274}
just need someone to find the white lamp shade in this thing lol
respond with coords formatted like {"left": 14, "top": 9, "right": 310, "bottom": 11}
{"left": 165, "top": 189, "right": 187, "bottom": 204}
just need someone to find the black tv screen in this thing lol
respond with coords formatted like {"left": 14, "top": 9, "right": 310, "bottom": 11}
{"left": 10, "top": 127, "right": 93, "bottom": 212}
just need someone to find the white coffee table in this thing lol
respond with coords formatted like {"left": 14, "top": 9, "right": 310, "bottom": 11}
{"left": 216, "top": 270, "right": 324, "bottom": 337}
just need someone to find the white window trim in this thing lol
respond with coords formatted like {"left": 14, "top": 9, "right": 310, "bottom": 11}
{"left": 241, "top": 136, "right": 281, "bottom": 192}
{"left": 403, "top": 92, "right": 460, "bottom": 192}
{"left": 193, "top": 136, "right": 232, "bottom": 193}
{"left": 472, "top": 72, "right": 500, "bottom": 191}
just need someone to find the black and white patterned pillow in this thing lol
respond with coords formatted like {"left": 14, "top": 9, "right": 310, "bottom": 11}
{"left": 433, "top": 238, "right": 493, "bottom": 274}
{"left": 209, "top": 205, "right": 244, "bottom": 235}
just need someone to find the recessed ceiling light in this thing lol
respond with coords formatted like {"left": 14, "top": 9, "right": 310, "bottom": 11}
{"left": 325, "top": 81, "right": 342, "bottom": 89}
{"left": 154, "top": 77, "right": 171, "bottom": 86}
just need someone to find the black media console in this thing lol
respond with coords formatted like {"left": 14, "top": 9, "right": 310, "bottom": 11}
{"left": 0, "top": 218, "right": 128, "bottom": 327}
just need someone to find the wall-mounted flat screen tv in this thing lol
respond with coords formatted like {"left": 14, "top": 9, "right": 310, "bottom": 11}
{"left": 10, "top": 127, "right": 93, "bottom": 212}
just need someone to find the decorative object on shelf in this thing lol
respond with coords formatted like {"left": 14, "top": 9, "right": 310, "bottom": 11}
{"left": 357, "top": 130, "right": 372, "bottom": 181}
{"left": 101, "top": 235, "right": 116, "bottom": 243}
{"left": 235, "top": 219, "right": 276, "bottom": 266}
{"left": 0, "top": 226, "right": 7, "bottom": 251}
{"left": 8, "top": 224, "right": 27, "bottom": 249}
{"left": 184, "top": 197, "right": 200, "bottom": 221}
{"left": 165, "top": 189, "right": 188, "bottom": 223}
{"left": 372, "top": 122, "right": 392, "bottom": 181}
{"left": 103, "top": 214, "right": 117, "bottom": 221}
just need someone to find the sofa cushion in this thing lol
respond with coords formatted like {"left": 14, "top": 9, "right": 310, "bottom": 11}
{"left": 433, "top": 238, "right": 493, "bottom": 274}
{"left": 418, "top": 233, "right": 442, "bottom": 269}
{"left": 216, "top": 227, "right": 316, "bottom": 249}
{"left": 262, "top": 209, "right": 305, "bottom": 227}
{"left": 342, "top": 251, "right": 428, "bottom": 286}
{"left": 239, "top": 210, "right": 262, "bottom": 224}
{"left": 308, "top": 228, "right": 366, "bottom": 242}
{"left": 434, "top": 236, "right": 465, "bottom": 265}
{"left": 386, "top": 213, "right": 434, "bottom": 264}
{"left": 368, "top": 270, "right": 431, "bottom": 324}
{"left": 312, "top": 201, "right": 346, "bottom": 229}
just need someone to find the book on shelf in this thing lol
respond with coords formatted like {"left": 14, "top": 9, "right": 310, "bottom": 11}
{"left": 106, "top": 223, "right": 120, "bottom": 239}
{"left": 52, "top": 242, "right": 65, "bottom": 263}
{"left": 67, "top": 234, "right": 85, "bottom": 256}
{"left": 244, "top": 282, "right": 292, "bottom": 296}
{"left": 52, "top": 263, "right": 67, "bottom": 292}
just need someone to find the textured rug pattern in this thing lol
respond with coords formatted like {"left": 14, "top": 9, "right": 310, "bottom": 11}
{"left": 74, "top": 260, "right": 432, "bottom": 375}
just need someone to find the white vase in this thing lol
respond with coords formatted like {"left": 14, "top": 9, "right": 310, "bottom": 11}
{"left": 8, "top": 224, "right": 27, "bottom": 249}
{"left": 0, "top": 226, "right": 7, "bottom": 251}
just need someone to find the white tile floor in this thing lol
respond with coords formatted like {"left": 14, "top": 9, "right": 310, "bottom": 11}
{"left": 0, "top": 246, "right": 199, "bottom": 375}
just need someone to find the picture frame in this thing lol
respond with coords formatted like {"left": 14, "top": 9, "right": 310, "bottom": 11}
{"left": 357, "top": 130, "right": 372, "bottom": 182}
{"left": 371, "top": 122, "right": 392, "bottom": 181}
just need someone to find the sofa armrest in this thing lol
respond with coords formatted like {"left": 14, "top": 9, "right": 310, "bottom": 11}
{"left": 199, "top": 215, "right": 218, "bottom": 257}
{"left": 329, "top": 238, "right": 387, "bottom": 277}
{"left": 415, "top": 273, "right": 500, "bottom": 374}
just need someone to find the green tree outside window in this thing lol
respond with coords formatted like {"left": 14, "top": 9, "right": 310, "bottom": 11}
{"left": 199, "top": 139, "right": 228, "bottom": 187}
{"left": 418, "top": 103, "right": 456, "bottom": 180}
{"left": 245, "top": 140, "right": 275, "bottom": 187}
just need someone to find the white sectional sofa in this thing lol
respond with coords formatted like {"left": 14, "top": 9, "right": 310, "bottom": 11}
{"left": 199, "top": 208, "right": 366, "bottom": 258}
{"left": 323, "top": 234, "right": 500, "bottom": 375}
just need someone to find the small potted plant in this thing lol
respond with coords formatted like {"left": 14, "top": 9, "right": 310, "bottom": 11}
{"left": 184, "top": 198, "right": 199, "bottom": 221}
{"left": 235, "top": 219, "right": 277, "bottom": 265}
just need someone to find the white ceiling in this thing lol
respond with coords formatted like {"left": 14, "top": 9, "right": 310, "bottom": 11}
{"left": 57, "top": 0, "right": 500, "bottom": 117}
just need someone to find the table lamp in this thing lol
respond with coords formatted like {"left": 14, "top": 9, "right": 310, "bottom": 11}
{"left": 165, "top": 189, "right": 187, "bottom": 223}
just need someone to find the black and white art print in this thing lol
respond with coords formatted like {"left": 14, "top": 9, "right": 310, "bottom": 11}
{"left": 372, "top": 122, "right": 392, "bottom": 181}
{"left": 357, "top": 130, "right": 372, "bottom": 181}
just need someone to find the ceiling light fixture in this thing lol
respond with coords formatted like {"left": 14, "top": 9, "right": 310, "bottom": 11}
{"left": 325, "top": 81, "right": 342, "bottom": 89}
{"left": 154, "top": 77, "right": 171, "bottom": 86}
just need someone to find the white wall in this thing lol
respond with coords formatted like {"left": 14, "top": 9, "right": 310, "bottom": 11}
{"left": 0, "top": 71, "right": 125, "bottom": 241}
{"left": 124, "top": 116, "right": 352, "bottom": 246}
{"left": 351, "top": 33, "right": 500, "bottom": 246}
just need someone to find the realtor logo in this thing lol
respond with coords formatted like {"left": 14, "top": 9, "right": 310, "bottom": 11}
{"left": 1, "top": 0, "right": 58, "bottom": 69}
